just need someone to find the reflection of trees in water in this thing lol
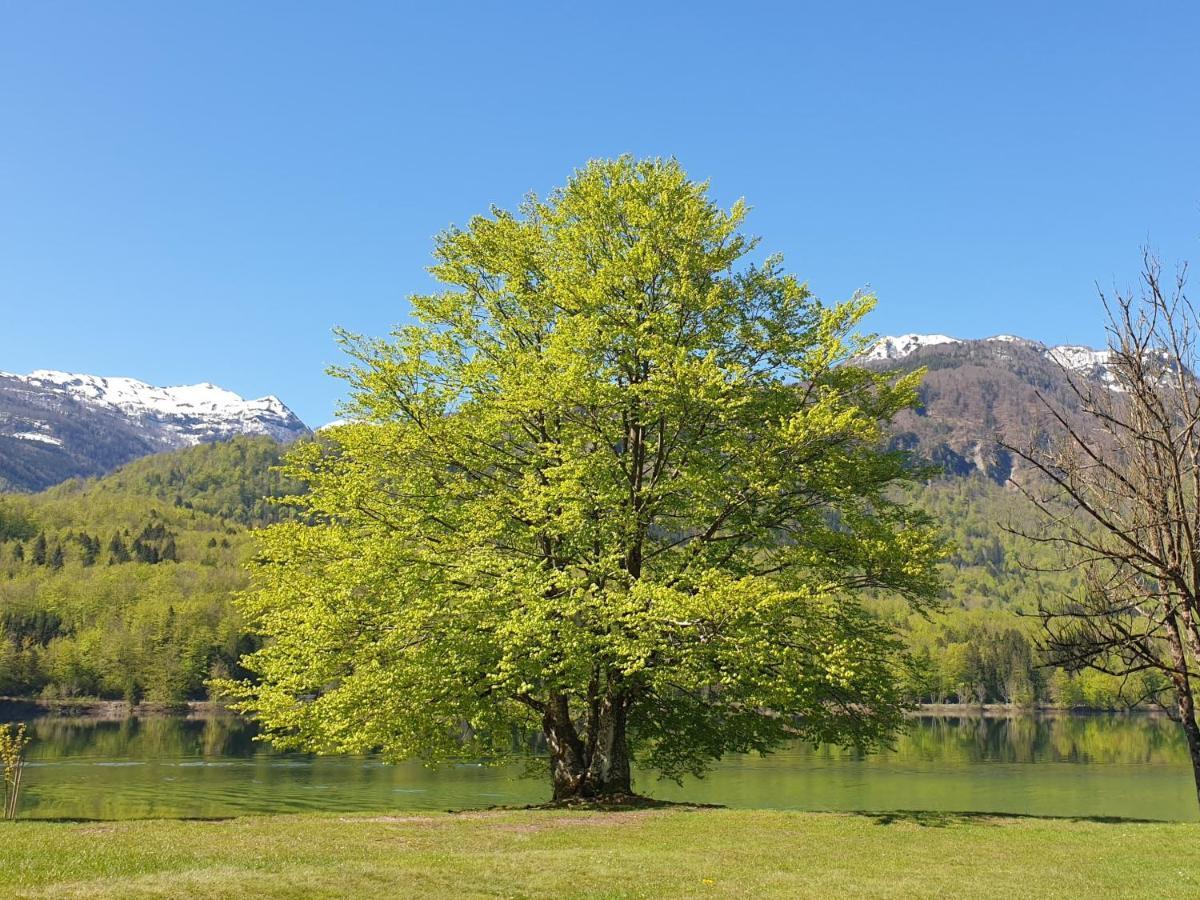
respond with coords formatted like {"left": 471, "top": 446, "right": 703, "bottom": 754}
{"left": 896, "top": 715, "right": 1188, "bottom": 766}
{"left": 26, "top": 716, "right": 261, "bottom": 761}
{"left": 16, "top": 713, "right": 1192, "bottom": 769}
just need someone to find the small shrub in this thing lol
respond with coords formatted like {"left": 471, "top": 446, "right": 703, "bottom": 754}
{"left": 0, "top": 723, "right": 29, "bottom": 820}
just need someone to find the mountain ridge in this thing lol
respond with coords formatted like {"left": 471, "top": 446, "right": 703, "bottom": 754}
{"left": 0, "top": 335, "right": 1117, "bottom": 492}
{"left": 862, "top": 332, "right": 1113, "bottom": 375}
{"left": 0, "top": 369, "right": 309, "bottom": 492}
{"left": 859, "top": 332, "right": 1117, "bottom": 484}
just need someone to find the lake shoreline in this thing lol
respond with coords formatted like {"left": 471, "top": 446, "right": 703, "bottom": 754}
{"left": 1, "top": 696, "right": 1169, "bottom": 721}
{"left": 0, "top": 697, "right": 233, "bottom": 720}
{"left": 12, "top": 708, "right": 1196, "bottom": 824}
{"left": 912, "top": 703, "right": 1170, "bottom": 718}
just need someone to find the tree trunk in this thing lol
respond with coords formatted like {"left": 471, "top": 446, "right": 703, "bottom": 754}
{"left": 542, "top": 691, "right": 632, "bottom": 801}
{"left": 543, "top": 695, "right": 587, "bottom": 802}
{"left": 1175, "top": 682, "right": 1200, "bottom": 810}
{"left": 1163, "top": 616, "right": 1200, "bottom": 810}
{"left": 583, "top": 693, "right": 631, "bottom": 796}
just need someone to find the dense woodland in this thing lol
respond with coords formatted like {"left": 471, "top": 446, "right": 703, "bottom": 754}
{"left": 0, "top": 437, "right": 296, "bottom": 704}
{"left": 880, "top": 478, "right": 1166, "bottom": 709}
{"left": 0, "top": 436, "right": 1156, "bottom": 709}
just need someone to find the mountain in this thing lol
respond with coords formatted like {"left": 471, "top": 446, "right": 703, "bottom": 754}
{"left": 0, "top": 347, "right": 1137, "bottom": 710}
{"left": 0, "top": 370, "right": 309, "bottom": 492}
{"left": 859, "top": 333, "right": 1117, "bottom": 484}
{"left": 0, "top": 436, "right": 297, "bottom": 703}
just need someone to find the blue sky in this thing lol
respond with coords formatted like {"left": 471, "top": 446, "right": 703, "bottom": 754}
{"left": 2, "top": 2, "right": 1198, "bottom": 426}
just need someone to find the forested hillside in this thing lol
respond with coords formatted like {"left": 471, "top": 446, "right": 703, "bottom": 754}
{"left": 0, "top": 430, "right": 1159, "bottom": 709}
{"left": 0, "top": 437, "right": 297, "bottom": 704}
{"left": 883, "top": 477, "right": 1167, "bottom": 709}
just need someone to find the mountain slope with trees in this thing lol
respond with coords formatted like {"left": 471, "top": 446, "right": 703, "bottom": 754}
{"left": 0, "top": 436, "right": 297, "bottom": 704}
{"left": 860, "top": 334, "right": 1114, "bottom": 484}
{"left": 0, "top": 334, "right": 1153, "bottom": 712}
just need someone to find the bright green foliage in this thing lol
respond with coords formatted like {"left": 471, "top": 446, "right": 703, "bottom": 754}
{"left": 226, "top": 157, "right": 944, "bottom": 786}
{"left": 874, "top": 476, "right": 1170, "bottom": 709}
{"left": 0, "top": 437, "right": 295, "bottom": 703}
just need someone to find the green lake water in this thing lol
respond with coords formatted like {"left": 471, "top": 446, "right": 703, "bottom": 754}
{"left": 8, "top": 713, "right": 1198, "bottom": 822}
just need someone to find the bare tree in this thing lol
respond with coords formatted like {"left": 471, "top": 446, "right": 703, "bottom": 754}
{"left": 1005, "top": 249, "right": 1200, "bottom": 808}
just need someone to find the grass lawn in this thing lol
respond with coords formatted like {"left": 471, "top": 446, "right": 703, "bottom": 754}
{"left": 2, "top": 808, "right": 1197, "bottom": 899}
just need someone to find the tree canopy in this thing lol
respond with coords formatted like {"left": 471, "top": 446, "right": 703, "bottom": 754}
{"left": 223, "top": 157, "right": 944, "bottom": 800}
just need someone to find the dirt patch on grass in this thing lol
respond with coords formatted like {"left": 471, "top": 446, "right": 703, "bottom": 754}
{"left": 449, "top": 809, "right": 659, "bottom": 832}
{"left": 459, "top": 795, "right": 722, "bottom": 814}
{"left": 341, "top": 808, "right": 672, "bottom": 833}
{"left": 338, "top": 815, "right": 443, "bottom": 826}
{"left": 545, "top": 814, "right": 647, "bottom": 826}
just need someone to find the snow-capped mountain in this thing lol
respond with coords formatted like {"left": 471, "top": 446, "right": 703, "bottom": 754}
{"left": 859, "top": 333, "right": 962, "bottom": 362}
{"left": 857, "top": 333, "right": 1128, "bottom": 484}
{"left": 0, "top": 370, "right": 309, "bottom": 492}
{"left": 863, "top": 333, "right": 1121, "bottom": 387}
{"left": 6, "top": 370, "right": 306, "bottom": 445}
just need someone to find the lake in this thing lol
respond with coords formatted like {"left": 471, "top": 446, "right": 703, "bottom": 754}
{"left": 8, "top": 712, "right": 1198, "bottom": 822}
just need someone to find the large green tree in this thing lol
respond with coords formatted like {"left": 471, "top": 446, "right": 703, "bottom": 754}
{"left": 224, "top": 157, "right": 943, "bottom": 801}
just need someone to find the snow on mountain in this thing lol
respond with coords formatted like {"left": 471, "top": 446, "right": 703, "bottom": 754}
{"left": 1044, "top": 345, "right": 1112, "bottom": 373}
{"left": 1, "top": 367, "right": 309, "bottom": 487}
{"left": 860, "top": 334, "right": 962, "bottom": 362}
{"left": 0, "top": 368, "right": 312, "bottom": 491}
{"left": 862, "top": 334, "right": 1125, "bottom": 386}
{"left": 986, "top": 334, "right": 1046, "bottom": 348}
{"left": 0, "top": 369, "right": 307, "bottom": 446}
{"left": 12, "top": 431, "right": 63, "bottom": 447}
{"left": 861, "top": 333, "right": 1049, "bottom": 362}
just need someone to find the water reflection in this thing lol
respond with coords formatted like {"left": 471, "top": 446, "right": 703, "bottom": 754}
{"left": 6, "top": 712, "right": 1197, "bottom": 822}
{"left": 894, "top": 714, "right": 1188, "bottom": 766}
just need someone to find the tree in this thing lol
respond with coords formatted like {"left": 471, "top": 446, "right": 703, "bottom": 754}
{"left": 222, "top": 157, "right": 944, "bottom": 801}
{"left": 108, "top": 533, "right": 130, "bottom": 565}
{"left": 1006, "top": 249, "right": 1200, "bottom": 807}
{"left": 79, "top": 534, "right": 98, "bottom": 567}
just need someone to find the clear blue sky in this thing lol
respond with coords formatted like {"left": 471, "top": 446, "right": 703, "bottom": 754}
{"left": 2, "top": 2, "right": 1198, "bottom": 426}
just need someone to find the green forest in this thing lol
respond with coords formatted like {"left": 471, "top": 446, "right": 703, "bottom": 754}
{"left": 0, "top": 436, "right": 1157, "bottom": 709}
{"left": 0, "top": 437, "right": 297, "bottom": 705}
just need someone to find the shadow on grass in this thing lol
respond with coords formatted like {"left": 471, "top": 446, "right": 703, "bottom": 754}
{"left": 459, "top": 794, "right": 726, "bottom": 814}
{"left": 14, "top": 808, "right": 1180, "bottom": 827}
{"left": 856, "top": 809, "right": 1167, "bottom": 827}
{"left": 19, "top": 816, "right": 237, "bottom": 824}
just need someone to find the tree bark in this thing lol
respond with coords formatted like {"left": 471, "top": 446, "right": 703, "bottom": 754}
{"left": 583, "top": 693, "right": 631, "bottom": 796}
{"left": 1181, "top": 706, "right": 1200, "bottom": 811}
{"left": 542, "top": 690, "right": 632, "bottom": 801}
{"left": 1162, "top": 615, "right": 1200, "bottom": 809}
{"left": 543, "top": 694, "right": 587, "bottom": 801}
{"left": 1171, "top": 675, "right": 1200, "bottom": 810}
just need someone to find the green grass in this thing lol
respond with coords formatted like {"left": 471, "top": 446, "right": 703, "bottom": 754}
{"left": 1, "top": 808, "right": 1196, "bottom": 898}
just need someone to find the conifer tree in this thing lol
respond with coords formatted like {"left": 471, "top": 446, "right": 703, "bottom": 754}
{"left": 108, "top": 533, "right": 130, "bottom": 565}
